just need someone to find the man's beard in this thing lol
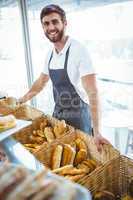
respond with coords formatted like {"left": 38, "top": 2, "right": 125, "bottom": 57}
{"left": 45, "top": 29, "right": 64, "bottom": 43}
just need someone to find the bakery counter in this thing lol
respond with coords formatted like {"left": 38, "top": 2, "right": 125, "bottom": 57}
{"left": 0, "top": 136, "right": 92, "bottom": 200}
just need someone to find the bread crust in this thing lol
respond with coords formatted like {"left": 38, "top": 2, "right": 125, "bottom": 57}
{"left": 61, "top": 144, "right": 76, "bottom": 166}
{"left": 74, "top": 149, "right": 87, "bottom": 165}
{"left": 51, "top": 145, "right": 63, "bottom": 169}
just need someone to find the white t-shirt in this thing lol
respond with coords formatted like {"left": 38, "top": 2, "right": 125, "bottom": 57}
{"left": 43, "top": 37, "right": 95, "bottom": 104}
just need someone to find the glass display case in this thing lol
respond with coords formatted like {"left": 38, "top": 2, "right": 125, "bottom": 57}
{"left": 0, "top": 135, "right": 91, "bottom": 200}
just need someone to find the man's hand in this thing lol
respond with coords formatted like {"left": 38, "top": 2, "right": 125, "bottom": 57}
{"left": 94, "top": 134, "right": 110, "bottom": 152}
{"left": 18, "top": 97, "right": 25, "bottom": 104}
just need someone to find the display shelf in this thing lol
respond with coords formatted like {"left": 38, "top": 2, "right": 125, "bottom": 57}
{"left": 0, "top": 119, "right": 31, "bottom": 142}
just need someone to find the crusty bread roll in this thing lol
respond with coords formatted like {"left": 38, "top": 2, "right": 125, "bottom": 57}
{"left": 61, "top": 144, "right": 76, "bottom": 166}
{"left": 52, "top": 165, "right": 73, "bottom": 174}
{"left": 44, "top": 127, "right": 55, "bottom": 143}
{"left": 51, "top": 145, "right": 63, "bottom": 169}
{"left": 53, "top": 120, "right": 67, "bottom": 138}
{"left": 59, "top": 167, "right": 87, "bottom": 176}
{"left": 65, "top": 174, "right": 85, "bottom": 182}
{"left": 75, "top": 138, "right": 87, "bottom": 152}
{"left": 74, "top": 149, "right": 88, "bottom": 166}
{"left": 0, "top": 115, "right": 16, "bottom": 132}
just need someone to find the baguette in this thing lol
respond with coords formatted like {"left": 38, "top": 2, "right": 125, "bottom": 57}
{"left": 75, "top": 138, "right": 87, "bottom": 152}
{"left": 59, "top": 167, "right": 87, "bottom": 176}
{"left": 52, "top": 164, "right": 73, "bottom": 174}
{"left": 51, "top": 145, "right": 63, "bottom": 169}
{"left": 61, "top": 144, "right": 76, "bottom": 166}
{"left": 65, "top": 174, "right": 85, "bottom": 182}
{"left": 74, "top": 149, "right": 87, "bottom": 166}
{"left": 53, "top": 120, "right": 67, "bottom": 138}
{"left": 44, "top": 127, "right": 55, "bottom": 143}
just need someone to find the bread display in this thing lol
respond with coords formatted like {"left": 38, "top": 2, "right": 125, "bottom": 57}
{"left": 0, "top": 115, "right": 17, "bottom": 132}
{"left": 49, "top": 138, "right": 99, "bottom": 183}
{"left": 15, "top": 117, "right": 73, "bottom": 154}
{"left": 0, "top": 163, "right": 79, "bottom": 200}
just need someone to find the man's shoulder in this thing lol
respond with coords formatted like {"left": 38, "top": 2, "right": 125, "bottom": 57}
{"left": 70, "top": 38, "right": 86, "bottom": 49}
{"left": 70, "top": 38, "right": 88, "bottom": 54}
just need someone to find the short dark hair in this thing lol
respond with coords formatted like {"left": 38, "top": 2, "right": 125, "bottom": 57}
{"left": 40, "top": 4, "right": 66, "bottom": 22}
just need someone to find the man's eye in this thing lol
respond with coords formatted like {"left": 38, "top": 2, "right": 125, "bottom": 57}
{"left": 43, "top": 22, "right": 49, "bottom": 26}
{"left": 52, "top": 20, "right": 59, "bottom": 25}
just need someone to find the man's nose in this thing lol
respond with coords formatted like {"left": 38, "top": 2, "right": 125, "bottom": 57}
{"left": 48, "top": 23, "right": 55, "bottom": 31}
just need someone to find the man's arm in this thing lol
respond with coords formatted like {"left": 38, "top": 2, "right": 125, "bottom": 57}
{"left": 82, "top": 74, "right": 110, "bottom": 151}
{"left": 19, "top": 73, "right": 49, "bottom": 103}
{"left": 82, "top": 74, "right": 100, "bottom": 135}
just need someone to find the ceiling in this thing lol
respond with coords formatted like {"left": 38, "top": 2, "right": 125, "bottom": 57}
{"left": 0, "top": 0, "right": 132, "bottom": 9}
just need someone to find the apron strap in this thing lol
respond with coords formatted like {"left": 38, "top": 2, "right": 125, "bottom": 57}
{"left": 48, "top": 51, "right": 53, "bottom": 69}
{"left": 48, "top": 46, "right": 71, "bottom": 70}
{"left": 64, "top": 45, "right": 71, "bottom": 70}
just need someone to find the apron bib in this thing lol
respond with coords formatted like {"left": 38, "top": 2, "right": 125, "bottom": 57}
{"left": 48, "top": 46, "right": 92, "bottom": 134}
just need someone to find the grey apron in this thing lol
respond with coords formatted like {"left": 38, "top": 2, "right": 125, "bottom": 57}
{"left": 48, "top": 46, "right": 92, "bottom": 134}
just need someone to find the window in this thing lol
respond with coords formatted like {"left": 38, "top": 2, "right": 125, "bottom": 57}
{"left": 0, "top": 1, "right": 28, "bottom": 99}
{"left": 27, "top": 0, "right": 133, "bottom": 116}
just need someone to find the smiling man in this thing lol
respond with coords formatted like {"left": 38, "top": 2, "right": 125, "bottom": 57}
{"left": 19, "top": 4, "right": 109, "bottom": 151}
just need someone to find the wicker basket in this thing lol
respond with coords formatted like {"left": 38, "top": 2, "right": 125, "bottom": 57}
{"left": 13, "top": 115, "right": 75, "bottom": 151}
{"left": 79, "top": 155, "right": 133, "bottom": 198}
{"left": 34, "top": 129, "right": 119, "bottom": 168}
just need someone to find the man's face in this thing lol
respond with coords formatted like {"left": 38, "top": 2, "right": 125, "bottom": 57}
{"left": 41, "top": 12, "right": 67, "bottom": 43}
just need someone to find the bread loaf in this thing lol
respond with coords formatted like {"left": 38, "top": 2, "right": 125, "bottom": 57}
{"left": 51, "top": 145, "right": 63, "bottom": 169}
{"left": 61, "top": 144, "right": 76, "bottom": 166}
